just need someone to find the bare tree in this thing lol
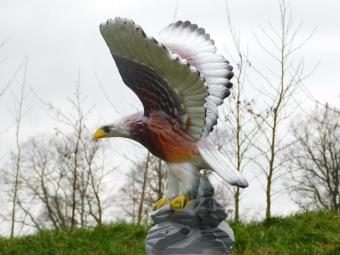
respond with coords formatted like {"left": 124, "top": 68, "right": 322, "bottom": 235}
{"left": 118, "top": 162, "right": 141, "bottom": 224}
{"left": 213, "top": 1, "right": 265, "bottom": 222}
{"left": 288, "top": 104, "right": 339, "bottom": 211}
{"left": 209, "top": 121, "right": 257, "bottom": 221}
{"left": 249, "top": 0, "right": 314, "bottom": 219}
{"left": 12, "top": 80, "right": 112, "bottom": 232}
{"left": 0, "top": 60, "right": 29, "bottom": 238}
{"left": 10, "top": 61, "right": 28, "bottom": 237}
{"left": 137, "top": 152, "right": 151, "bottom": 225}
{"left": 149, "top": 158, "right": 166, "bottom": 203}
{"left": 118, "top": 153, "right": 166, "bottom": 224}
{"left": 119, "top": 155, "right": 149, "bottom": 224}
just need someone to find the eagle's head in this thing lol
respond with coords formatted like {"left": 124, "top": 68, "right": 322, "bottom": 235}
{"left": 93, "top": 112, "right": 145, "bottom": 142}
{"left": 93, "top": 123, "right": 130, "bottom": 141}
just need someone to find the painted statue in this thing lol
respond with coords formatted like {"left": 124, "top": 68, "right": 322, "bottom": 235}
{"left": 93, "top": 18, "right": 248, "bottom": 211}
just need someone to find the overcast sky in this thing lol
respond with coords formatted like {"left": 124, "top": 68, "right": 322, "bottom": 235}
{"left": 0, "top": 0, "right": 339, "bottom": 221}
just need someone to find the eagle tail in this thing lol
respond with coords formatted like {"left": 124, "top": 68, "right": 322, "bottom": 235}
{"left": 197, "top": 140, "right": 249, "bottom": 188}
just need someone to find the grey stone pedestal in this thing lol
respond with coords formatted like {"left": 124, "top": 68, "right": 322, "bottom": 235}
{"left": 145, "top": 176, "right": 234, "bottom": 255}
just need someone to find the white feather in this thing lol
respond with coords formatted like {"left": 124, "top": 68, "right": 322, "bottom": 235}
{"left": 158, "top": 21, "right": 233, "bottom": 136}
{"left": 167, "top": 163, "right": 200, "bottom": 198}
{"left": 198, "top": 140, "right": 248, "bottom": 188}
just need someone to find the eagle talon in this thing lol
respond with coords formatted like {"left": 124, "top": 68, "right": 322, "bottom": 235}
{"left": 170, "top": 195, "right": 189, "bottom": 209}
{"left": 154, "top": 197, "right": 170, "bottom": 210}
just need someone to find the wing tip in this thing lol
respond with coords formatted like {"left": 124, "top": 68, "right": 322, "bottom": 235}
{"left": 168, "top": 20, "right": 215, "bottom": 46}
{"left": 231, "top": 178, "right": 249, "bottom": 188}
{"left": 99, "top": 17, "right": 137, "bottom": 32}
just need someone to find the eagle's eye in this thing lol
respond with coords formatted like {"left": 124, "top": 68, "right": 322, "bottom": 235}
{"left": 102, "top": 126, "right": 111, "bottom": 133}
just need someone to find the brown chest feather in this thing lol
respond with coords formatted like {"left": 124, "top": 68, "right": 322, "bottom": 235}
{"left": 142, "top": 115, "right": 198, "bottom": 162}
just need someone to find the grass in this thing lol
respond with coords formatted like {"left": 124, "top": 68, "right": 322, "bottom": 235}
{"left": 230, "top": 211, "right": 340, "bottom": 255}
{"left": 0, "top": 211, "right": 339, "bottom": 255}
{"left": 0, "top": 223, "right": 147, "bottom": 255}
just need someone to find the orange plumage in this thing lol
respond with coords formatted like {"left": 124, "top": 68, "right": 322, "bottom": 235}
{"left": 146, "top": 114, "right": 198, "bottom": 163}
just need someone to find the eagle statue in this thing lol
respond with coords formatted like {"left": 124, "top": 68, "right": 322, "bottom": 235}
{"left": 94, "top": 18, "right": 248, "bottom": 209}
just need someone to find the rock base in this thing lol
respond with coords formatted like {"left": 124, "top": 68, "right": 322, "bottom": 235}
{"left": 145, "top": 197, "right": 234, "bottom": 255}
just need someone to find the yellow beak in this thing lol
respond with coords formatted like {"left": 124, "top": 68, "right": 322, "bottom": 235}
{"left": 93, "top": 128, "right": 108, "bottom": 142}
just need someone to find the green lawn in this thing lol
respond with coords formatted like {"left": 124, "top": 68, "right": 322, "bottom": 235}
{"left": 0, "top": 211, "right": 339, "bottom": 255}
{"left": 230, "top": 211, "right": 340, "bottom": 255}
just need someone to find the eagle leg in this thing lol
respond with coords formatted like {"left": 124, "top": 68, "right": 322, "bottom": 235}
{"left": 154, "top": 197, "right": 170, "bottom": 210}
{"left": 170, "top": 194, "right": 189, "bottom": 209}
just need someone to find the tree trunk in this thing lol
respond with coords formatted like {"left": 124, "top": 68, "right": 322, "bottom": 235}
{"left": 234, "top": 93, "right": 241, "bottom": 222}
{"left": 137, "top": 152, "right": 150, "bottom": 225}
{"left": 10, "top": 66, "right": 26, "bottom": 238}
{"left": 266, "top": 175, "right": 272, "bottom": 219}
{"left": 71, "top": 129, "right": 82, "bottom": 230}
{"left": 157, "top": 159, "right": 163, "bottom": 201}
{"left": 234, "top": 187, "right": 240, "bottom": 222}
{"left": 10, "top": 168, "right": 19, "bottom": 238}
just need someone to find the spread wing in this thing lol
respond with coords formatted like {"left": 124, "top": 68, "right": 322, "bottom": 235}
{"left": 158, "top": 21, "right": 234, "bottom": 135}
{"left": 100, "top": 18, "right": 208, "bottom": 140}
